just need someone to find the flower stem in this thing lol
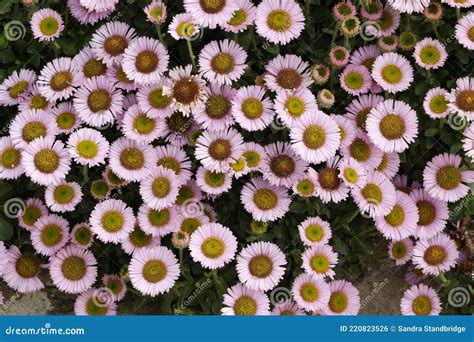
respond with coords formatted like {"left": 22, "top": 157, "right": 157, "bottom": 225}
{"left": 81, "top": 165, "right": 89, "bottom": 185}
{"left": 438, "top": 272, "right": 449, "bottom": 287}
{"left": 456, "top": 8, "right": 461, "bottom": 19}
{"left": 156, "top": 24, "right": 165, "bottom": 45}
{"left": 186, "top": 39, "right": 197, "bottom": 72}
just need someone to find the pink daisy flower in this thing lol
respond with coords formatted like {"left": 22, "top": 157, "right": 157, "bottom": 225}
{"left": 455, "top": 12, "right": 474, "bottom": 50}
{"left": 102, "top": 274, "right": 127, "bottom": 302}
{"left": 412, "top": 233, "right": 459, "bottom": 276}
{"left": 140, "top": 166, "right": 183, "bottom": 210}
{"left": 240, "top": 177, "right": 291, "bottom": 222}
{"left": 338, "top": 157, "right": 367, "bottom": 189}
{"left": 79, "top": 0, "right": 118, "bottom": 12}
{"left": 290, "top": 112, "right": 341, "bottom": 164}
{"left": 38, "top": 57, "right": 78, "bottom": 101}
{"left": 155, "top": 145, "right": 192, "bottom": 183}
{"left": 18, "top": 85, "right": 52, "bottom": 113}
{"left": 195, "top": 128, "right": 244, "bottom": 173}
{"left": 447, "top": 76, "right": 474, "bottom": 120}
{"left": 122, "top": 37, "right": 169, "bottom": 85}
{"left": 89, "top": 199, "right": 136, "bottom": 244}
{"left": 413, "top": 38, "right": 447, "bottom": 70}
{"left": 183, "top": 0, "right": 238, "bottom": 29}
{"left": 232, "top": 85, "right": 274, "bottom": 131}
{"left": 9, "top": 109, "right": 58, "bottom": 149}
{"left": 423, "top": 153, "right": 474, "bottom": 203}
{"left": 329, "top": 46, "right": 350, "bottom": 68}
{"left": 72, "top": 47, "right": 108, "bottom": 82}
{"left": 121, "top": 226, "right": 160, "bottom": 255}
{"left": 74, "top": 288, "right": 117, "bottom": 316}
{"left": 376, "top": 152, "right": 400, "bottom": 179}
{"left": 129, "top": 247, "right": 180, "bottom": 296}
{"left": 90, "top": 22, "right": 137, "bottom": 66}
{"left": 292, "top": 169, "right": 318, "bottom": 197}
{"left": 261, "top": 141, "right": 307, "bottom": 188}
{"left": 221, "top": 0, "right": 256, "bottom": 33}
{"left": 314, "top": 157, "right": 350, "bottom": 203}
{"left": 311, "top": 63, "right": 330, "bottom": 84}
{"left": 346, "top": 93, "right": 385, "bottom": 131}
{"left": 121, "top": 104, "right": 166, "bottom": 144}
{"left": 333, "top": 1, "right": 356, "bottom": 20}
{"left": 3, "top": 246, "right": 44, "bottom": 293}
{"left": 198, "top": 39, "right": 247, "bottom": 85}
{"left": 463, "top": 123, "right": 474, "bottom": 159}
{"left": 137, "top": 204, "right": 179, "bottom": 238}
{"left": 423, "top": 87, "right": 451, "bottom": 119}
{"left": 71, "top": 223, "right": 94, "bottom": 249}
{"left": 374, "top": 190, "right": 418, "bottom": 241}
{"left": 255, "top": 0, "right": 305, "bottom": 45}
{"left": 409, "top": 188, "right": 449, "bottom": 240}
{"left": 236, "top": 241, "right": 286, "bottom": 291}
{"left": 144, "top": 1, "right": 167, "bottom": 24}
{"left": 322, "top": 280, "right": 361, "bottom": 315}
{"left": 50, "top": 245, "right": 97, "bottom": 294}
{"left": 30, "top": 8, "right": 64, "bottom": 42}
{"left": 400, "top": 284, "right": 441, "bottom": 315}
{"left": 352, "top": 170, "right": 397, "bottom": 218}
{"left": 189, "top": 223, "right": 238, "bottom": 269}
{"left": 168, "top": 13, "right": 200, "bottom": 41}
{"left": 271, "top": 299, "right": 305, "bottom": 315}
{"left": 67, "top": 0, "right": 114, "bottom": 25}
{"left": 332, "top": 114, "right": 357, "bottom": 148}
{"left": 388, "top": 238, "right": 414, "bottom": 265}
{"left": 341, "top": 130, "right": 384, "bottom": 170}
{"left": 405, "top": 265, "right": 429, "bottom": 285}
{"left": 0, "top": 69, "right": 36, "bottom": 106}
{"left": 194, "top": 84, "right": 236, "bottom": 131}
{"left": 366, "top": 99, "right": 418, "bottom": 153}
{"left": 22, "top": 136, "right": 71, "bottom": 186}
{"left": 221, "top": 283, "right": 270, "bottom": 315}
{"left": 388, "top": 0, "right": 430, "bottom": 13}
{"left": 274, "top": 88, "right": 318, "bottom": 129}
{"left": 302, "top": 244, "right": 338, "bottom": 279}
{"left": 349, "top": 44, "right": 381, "bottom": 70}
{"left": 18, "top": 198, "right": 48, "bottom": 231}
{"left": 241, "top": 141, "right": 266, "bottom": 172}
{"left": 339, "top": 65, "right": 372, "bottom": 96}
{"left": 361, "top": 2, "right": 383, "bottom": 20}
{"left": 109, "top": 138, "right": 156, "bottom": 182}
{"left": 298, "top": 216, "right": 332, "bottom": 247}
{"left": 163, "top": 65, "right": 207, "bottom": 115}
{"left": 0, "top": 242, "right": 7, "bottom": 276}
{"left": 52, "top": 101, "right": 80, "bottom": 134}
{"left": 136, "top": 78, "right": 174, "bottom": 119}
{"left": 0, "top": 136, "right": 24, "bottom": 180}
{"left": 73, "top": 76, "right": 123, "bottom": 128}
{"left": 44, "top": 181, "right": 82, "bottom": 213}
{"left": 379, "top": 5, "right": 401, "bottom": 36}
{"left": 196, "top": 166, "right": 233, "bottom": 195}
{"left": 67, "top": 128, "right": 110, "bottom": 167}
{"left": 292, "top": 273, "right": 330, "bottom": 312}
{"left": 372, "top": 52, "right": 413, "bottom": 93}
{"left": 264, "top": 54, "right": 312, "bottom": 92}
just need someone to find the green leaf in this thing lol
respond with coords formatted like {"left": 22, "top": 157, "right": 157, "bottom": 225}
{"left": 0, "top": 218, "right": 13, "bottom": 241}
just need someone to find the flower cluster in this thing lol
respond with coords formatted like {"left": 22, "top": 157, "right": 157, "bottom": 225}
{"left": 0, "top": 0, "right": 472, "bottom": 316}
